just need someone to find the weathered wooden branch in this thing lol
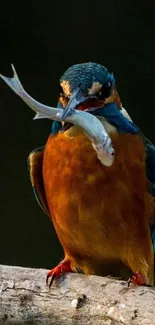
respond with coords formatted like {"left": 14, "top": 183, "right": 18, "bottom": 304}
{"left": 0, "top": 264, "right": 155, "bottom": 325}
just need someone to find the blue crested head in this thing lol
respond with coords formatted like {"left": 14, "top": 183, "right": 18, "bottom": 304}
{"left": 51, "top": 62, "right": 138, "bottom": 135}
{"left": 60, "top": 62, "right": 115, "bottom": 99}
{"left": 51, "top": 62, "right": 116, "bottom": 134}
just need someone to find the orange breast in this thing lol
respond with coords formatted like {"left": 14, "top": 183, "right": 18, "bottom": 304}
{"left": 43, "top": 130, "right": 154, "bottom": 278}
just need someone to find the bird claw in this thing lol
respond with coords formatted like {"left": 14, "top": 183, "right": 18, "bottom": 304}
{"left": 127, "top": 271, "right": 146, "bottom": 287}
{"left": 46, "top": 260, "right": 72, "bottom": 288}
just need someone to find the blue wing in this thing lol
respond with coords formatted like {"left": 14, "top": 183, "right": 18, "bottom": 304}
{"left": 144, "top": 138, "right": 155, "bottom": 254}
{"left": 145, "top": 138, "right": 155, "bottom": 196}
{"left": 95, "top": 103, "right": 155, "bottom": 254}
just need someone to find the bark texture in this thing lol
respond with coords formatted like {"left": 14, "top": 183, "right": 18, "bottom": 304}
{"left": 0, "top": 264, "right": 155, "bottom": 325}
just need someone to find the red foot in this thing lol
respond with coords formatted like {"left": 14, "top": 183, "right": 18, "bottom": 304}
{"left": 46, "top": 260, "right": 72, "bottom": 287}
{"left": 128, "top": 271, "right": 146, "bottom": 287}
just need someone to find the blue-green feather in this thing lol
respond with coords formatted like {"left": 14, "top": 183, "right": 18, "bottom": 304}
{"left": 93, "top": 102, "right": 139, "bottom": 134}
{"left": 51, "top": 121, "right": 62, "bottom": 134}
{"left": 51, "top": 101, "right": 63, "bottom": 134}
{"left": 60, "top": 62, "right": 115, "bottom": 94}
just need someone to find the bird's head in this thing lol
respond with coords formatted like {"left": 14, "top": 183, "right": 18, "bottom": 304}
{"left": 58, "top": 62, "right": 119, "bottom": 120}
{"left": 0, "top": 63, "right": 116, "bottom": 166}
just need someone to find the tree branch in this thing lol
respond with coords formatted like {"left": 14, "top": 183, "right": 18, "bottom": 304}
{"left": 0, "top": 264, "right": 155, "bottom": 325}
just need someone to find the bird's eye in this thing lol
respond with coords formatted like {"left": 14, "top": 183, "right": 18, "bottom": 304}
{"left": 97, "top": 82, "right": 112, "bottom": 100}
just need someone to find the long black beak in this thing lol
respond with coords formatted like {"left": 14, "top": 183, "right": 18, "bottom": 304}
{"left": 61, "top": 88, "right": 92, "bottom": 121}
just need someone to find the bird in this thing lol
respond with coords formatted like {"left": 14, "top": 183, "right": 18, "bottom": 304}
{"left": 0, "top": 62, "right": 154, "bottom": 287}
{"left": 51, "top": 63, "right": 155, "bottom": 274}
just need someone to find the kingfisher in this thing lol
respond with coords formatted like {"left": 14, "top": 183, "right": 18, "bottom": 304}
{"left": 1, "top": 62, "right": 155, "bottom": 287}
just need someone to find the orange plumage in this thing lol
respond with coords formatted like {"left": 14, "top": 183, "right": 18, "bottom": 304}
{"left": 43, "top": 122, "right": 154, "bottom": 285}
{"left": 1, "top": 62, "right": 154, "bottom": 286}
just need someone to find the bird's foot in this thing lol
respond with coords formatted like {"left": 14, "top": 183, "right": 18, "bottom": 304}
{"left": 127, "top": 271, "right": 146, "bottom": 287}
{"left": 46, "top": 259, "right": 72, "bottom": 287}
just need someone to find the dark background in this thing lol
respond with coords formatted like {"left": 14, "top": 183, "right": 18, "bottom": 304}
{"left": 0, "top": 1, "right": 155, "bottom": 270}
